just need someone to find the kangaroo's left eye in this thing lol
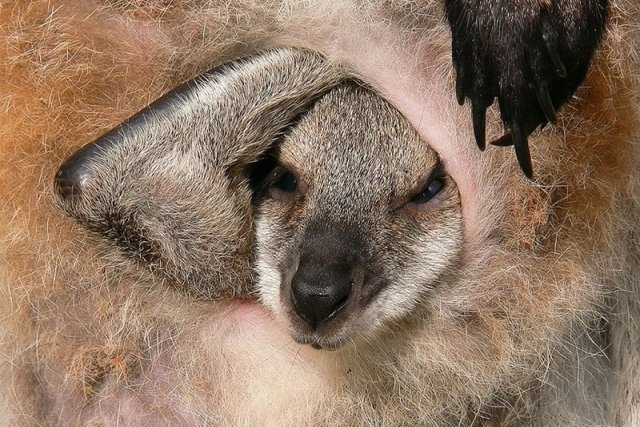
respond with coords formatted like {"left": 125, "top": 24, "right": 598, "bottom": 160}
{"left": 409, "top": 178, "right": 444, "bottom": 204}
{"left": 266, "top": 166, "right": 301, "bottom": 202}
{"left": 272, "top": 168, "right": 298, "bottom": 193}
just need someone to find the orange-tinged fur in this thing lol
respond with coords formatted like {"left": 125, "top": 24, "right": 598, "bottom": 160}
{"left": 0, "top": 0, "right": 639, "bottom": 425}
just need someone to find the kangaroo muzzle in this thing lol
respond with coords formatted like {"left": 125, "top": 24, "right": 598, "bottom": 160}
{"left": 291, "top": 257, "right": 361, "bottom": 327}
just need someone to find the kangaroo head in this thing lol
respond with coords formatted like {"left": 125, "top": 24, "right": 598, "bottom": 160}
{"left": 254, "top": 82, "right": 463, "bottom": 349}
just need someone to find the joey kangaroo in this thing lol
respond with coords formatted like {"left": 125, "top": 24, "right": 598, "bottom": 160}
{"left": 253, "top": 82, "right": 463, "bottom": 350}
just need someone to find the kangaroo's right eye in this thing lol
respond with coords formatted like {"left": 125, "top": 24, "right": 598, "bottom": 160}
{"left": 266, "top": 166, "right": 301, "bottom": 202}
{"left": 273, "top": 169, "right": 298, "bottom": 193}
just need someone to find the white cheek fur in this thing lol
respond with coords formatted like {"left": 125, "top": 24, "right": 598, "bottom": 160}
{"left": 255, "top": 219, "right": 285, "bottom": 315}
{"left": 255, "top": 206, "right": 463, "bottom": 339}
{"left": 366, "top": 226, "right": 462, "bottom": 326}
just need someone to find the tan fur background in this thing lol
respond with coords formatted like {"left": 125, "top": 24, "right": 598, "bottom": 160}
{"left": 1, "top": 1, "right": 639, "bottom": 425}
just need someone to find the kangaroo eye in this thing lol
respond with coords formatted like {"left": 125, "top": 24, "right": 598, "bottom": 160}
{"left": 410, "top": 178, "right": 444, "bottom": 204}
{"left": 271, "top": 167, "right": 298, "bottom": 193}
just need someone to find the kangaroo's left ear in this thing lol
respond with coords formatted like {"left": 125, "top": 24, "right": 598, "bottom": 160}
{"left": 54, "top": 48, "right": 343, "bottom": 299}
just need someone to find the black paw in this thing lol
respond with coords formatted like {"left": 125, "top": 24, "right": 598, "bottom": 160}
{"left": 444, "top": 0, "right": 609, "bottom": 178}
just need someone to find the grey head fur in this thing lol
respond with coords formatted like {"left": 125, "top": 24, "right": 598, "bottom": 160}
{"left": 253, "top": 82, "right": 463, "bottom": 349}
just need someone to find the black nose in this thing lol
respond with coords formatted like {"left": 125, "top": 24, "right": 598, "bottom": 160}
{"left": 291, "top": 262, "right": 356, "bottom": 327}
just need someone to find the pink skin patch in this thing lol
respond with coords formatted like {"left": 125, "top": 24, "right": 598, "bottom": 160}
{"left": 226, "top": 299, "right": 272, "bottom": 323}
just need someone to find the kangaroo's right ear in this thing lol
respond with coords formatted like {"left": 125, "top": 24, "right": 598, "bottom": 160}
{"left": 53, "top": 48, "right": 343, "bottom": 299}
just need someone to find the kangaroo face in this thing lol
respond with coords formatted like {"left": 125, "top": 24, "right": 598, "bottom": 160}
{"left": 254, "top": 83, "right": 463, "bottom": 349}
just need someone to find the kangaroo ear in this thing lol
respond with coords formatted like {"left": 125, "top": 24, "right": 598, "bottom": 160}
{"left": 53, "top": 48, "right": 342, "bottom": 298}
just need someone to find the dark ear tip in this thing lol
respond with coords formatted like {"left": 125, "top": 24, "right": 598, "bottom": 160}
{"left": 53, "top": 134, "right": 116, "bottom": 202}
{"left": 54, "top": 161, "right": 88, "bottom": 201}
{"left": 54, "top": 145, "right": 98, "bottom": 201}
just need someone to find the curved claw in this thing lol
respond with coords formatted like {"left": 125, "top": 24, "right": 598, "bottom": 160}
{"left": 455, "top": 69, "right": 466, "bottom": 105}
{"left": 490, "top": 132, "right": 513, "bottom": 147}
{"left": 536, "top": 81, "right": 557, "bottom": 123}
{"left": 472, "top": 102, "right": 487, "bottom": 151}
{"left": 511, "top": 122, "right": 534, "bottom": 179}
{"left": 542, "top": 32, "right": 567, "bottom": 78}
